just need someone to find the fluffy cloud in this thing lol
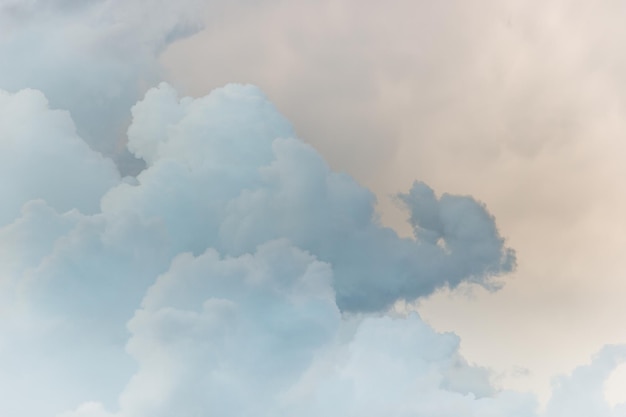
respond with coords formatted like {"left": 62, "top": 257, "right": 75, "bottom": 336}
{"left": 0, "top": 88, "right": 120, "bottom": 226}
{"left": 55, "top": 238, "right": 625, "bottom": 417}
{"left": 2, "top": 2, "right": 625, "bottom": 415}
{"left": 105, "top": 82, "right": 515, "bottom": 312}
{"left": 60, "top": 240, "right": 532, "bottom": 417}
{"left": 0, "top": 0, "right": 207, "bottom": 173}
{"left": 0, "top": 80, "right": 514, "bottom": 415}
{"left": 1, "top": 80, "right": 624, "bottom": 417}
{"left": 545, "top": 345, "right": 626, "bottom": 417}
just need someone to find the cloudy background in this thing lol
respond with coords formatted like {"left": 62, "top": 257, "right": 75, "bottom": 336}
{"left": 1, "top": 0, "right": 626, "bottom": 416}
{"left": 162, "top": 0, "right": 626, "bottom": 401}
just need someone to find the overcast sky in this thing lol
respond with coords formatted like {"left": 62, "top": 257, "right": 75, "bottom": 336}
{"left": 2, "top": 0, "right": 626, "bottom": 416}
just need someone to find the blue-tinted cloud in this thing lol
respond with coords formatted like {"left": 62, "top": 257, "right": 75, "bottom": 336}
{"left": 1, "top": 2, "right": 624, "bottom": 416}
{"left": 108, "top": 83, "right": 514, "bottom": 312}
{"left": 1, "top": 80, "right": 624, "bottom": 417}
{"left": 0, "top": 80, "right": 514, "bottom": 415}
{"left": 0, "top": 88, "right": 120, "bottom": 226}
{"left": 0, "top": 0, "right": 206, "bottom": 173}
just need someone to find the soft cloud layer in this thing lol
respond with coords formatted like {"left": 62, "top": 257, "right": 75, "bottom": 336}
{"left": 61, "top": 241, "right": 530, "bottom": 417}
{"left": 2, "top": 1, "right": 626, "bottom": 416}
{"left": 0, "top": 80, "right": 624, "bottom": 417}
{"left": 161, "top": 0, "right": 626, "bottom": 400}
{"left": 0, "top": 0, "right": 207, "bottom": 173}
{"left": 0, "top": 88, "right": 120, "bottom": 226}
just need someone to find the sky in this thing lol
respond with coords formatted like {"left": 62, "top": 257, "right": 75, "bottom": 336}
{"left": 1, "top": 0, "right": 626, "bottom": 416}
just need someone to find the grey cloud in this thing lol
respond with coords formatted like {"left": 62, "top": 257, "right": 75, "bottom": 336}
{"left": 0, "top": 88, "right": 120, "bottom": 226}
{"left": 399, "top": 181, "right": 516, "bottom": 288}
{"left": 0, "top": 0, "right": 206, "bottom": 174}
{"left": 0, "top": 81, "right": 515, "bottom": 416}
{"left": 114, "top": 83, "right": 515, "bottom": 312}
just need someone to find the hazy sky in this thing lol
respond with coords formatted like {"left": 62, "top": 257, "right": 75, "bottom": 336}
{"left": 160, "top": 0, "right": 626, "bottom": 403}
{"left": 2, "top": 0, "right": 626, "bottom": 416}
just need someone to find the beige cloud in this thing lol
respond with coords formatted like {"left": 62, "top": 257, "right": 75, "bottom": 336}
{"left": 160, "top": 0, "right": 626, "bottom": 404}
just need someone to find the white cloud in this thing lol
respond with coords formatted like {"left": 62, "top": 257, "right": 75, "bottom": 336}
{"left": 0, "top": 88, "right": 120, "bottom": 226}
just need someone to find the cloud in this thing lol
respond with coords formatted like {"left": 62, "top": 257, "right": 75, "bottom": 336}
{"left": 2, "top": 2, "right": 625, "bottom": 416}
{"left": 545, "top": 345, "right": 626, "bottom": 417}
{"left": 0, "top": 79, "right": 515, "bottom": 415}
{"left": 60, "top": 240, "right": 532, "bottom": 417}
{"left": 156, "top": 0, "right": 626, "bottom": 400}
{"left": 114, "top": 82, "right": 515, "bottom": 312}
{"left": 0, "top": 88, "right": 120, "bottom": 226}
{"left": 0, "top": 0, "right": 207, "bottom": 173}
{"left": 54, "top": 238, "right": 625, "bottom": 417}
{"left": 0, "top": 79, "right": 623, "bottom": 417}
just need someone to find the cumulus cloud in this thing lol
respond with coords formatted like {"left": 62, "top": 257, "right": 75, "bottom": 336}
{"left": 545, "top": 345, "right": 626, "bottom": 417}
{"left": 156, "top": 1, "right": 626, "bottom": 399}
{"left": 0, "top": 77, "right": 511, "bottom": 415}
{"left": 0, "top": 0, "right": 207, "bottom": 173}
{"left": 0, "top": 79, "right": 623, "bottom": 417}
{"left": 110, "top": 82, "right": 514, "bottom": 311}
{"left": 2, "top": 2, "right": 625, "bottom": 416}
{"left": 0, "top": 88, "right": 120, "bottom": 226}
{"left": 60, "top": 240, "right": 532, "bottom": 417}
